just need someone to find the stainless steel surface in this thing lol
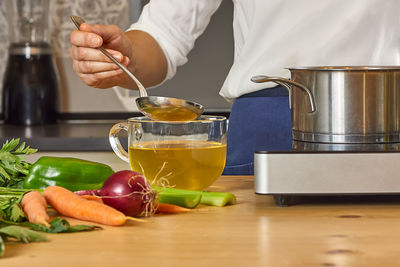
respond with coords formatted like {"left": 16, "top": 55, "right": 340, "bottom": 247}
{"left": 254, "top": 151, "right": 400, "bottom": 194}
{"left": 252, "top": 66, "right": 400, "bottom": 143}
{"left": 71, "top": 15, "right": 204, "bottom": 121}
{"left": 251, "top": 75, "right": 316, "bottom": 113}
{"left": 135, "top": 96, "right": 204, "bottom": 121}
{"left": 99, "top": 44, "right": 148, "bottom": 97}
{"left": 293, "top": 140, "right": 400, "bottom": 152}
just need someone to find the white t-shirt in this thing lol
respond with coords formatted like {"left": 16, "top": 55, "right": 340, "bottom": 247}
{"left": 128, "top": 0, "right": 400, "bottom": 101}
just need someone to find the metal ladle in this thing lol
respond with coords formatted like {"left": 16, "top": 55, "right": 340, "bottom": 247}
{"left": 71, "top": 16, "right": 204, "bottom": 121}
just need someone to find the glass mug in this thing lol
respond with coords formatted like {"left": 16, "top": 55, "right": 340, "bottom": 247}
{"left": 109, "top": 116, "right": 227, "bottom": 190}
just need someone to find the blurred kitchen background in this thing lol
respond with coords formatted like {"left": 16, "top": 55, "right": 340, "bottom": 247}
{"left": 0, "top": 0, "right": 233, "bottom": 116}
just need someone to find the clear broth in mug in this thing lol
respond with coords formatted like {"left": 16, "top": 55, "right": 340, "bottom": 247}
{"left": 129, "top": 140, "right": 226, "bottom": 190}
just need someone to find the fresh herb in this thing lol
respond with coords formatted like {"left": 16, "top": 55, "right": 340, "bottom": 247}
{"left": 0, "top": 197, "right": 26, "bottom": 223}
{"left": 0, "top": 139, "right": 37, "bottom": 188}
{"left": 0, "top": 139, "right": 103, "bottom": 258}
{"left": 0, "top": 225, "right": 48, "bottom": 258}
{"left": 0, "top": 186, "right": 101, "bottom": 258}
{"left": 0, "top": 188, "right": 31, "bottom": 223}
{"left": 0, "top": 217, "right": 101, "bottom": 234}
{"left": 0, "top": 236, "right": 4, "bottom": 258}
{"left": 22, "top": 217, "right": 101, "bottom": 233}
{"left": 0, "top": 225, "right": 48, "bottom": 243}
{"left": 0, "top": 216, "right": 101, "bottom": 257}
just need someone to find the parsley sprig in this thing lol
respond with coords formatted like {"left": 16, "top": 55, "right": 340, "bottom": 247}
{"left": 0, "top": 138, "right": 37, "bottom": 188}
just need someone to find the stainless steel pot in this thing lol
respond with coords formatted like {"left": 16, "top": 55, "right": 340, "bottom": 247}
{"left": 252, "top": 66, "right": 400, "bottom": 144}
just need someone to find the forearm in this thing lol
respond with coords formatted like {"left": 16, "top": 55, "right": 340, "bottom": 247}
{"left": 123, "top": 30, "right": 168, "bottom": 89}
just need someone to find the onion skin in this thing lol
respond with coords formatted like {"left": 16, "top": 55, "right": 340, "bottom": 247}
{"left": 75, "top": 170, "right": 157, "bottom": 217}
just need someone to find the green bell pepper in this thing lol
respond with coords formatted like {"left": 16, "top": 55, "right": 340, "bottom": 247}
{"left": 23, "top": 156, "right": 114, "bottom": 191}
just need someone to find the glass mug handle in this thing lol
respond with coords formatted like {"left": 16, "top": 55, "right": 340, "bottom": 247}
{"left": 109, "top": 122, "right": 129, "bottom": 162}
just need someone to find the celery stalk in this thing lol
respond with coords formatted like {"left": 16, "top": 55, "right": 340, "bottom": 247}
{"left": 153, "top": 186, "right": 236, "bottom": 208}
{"left": 200, "top": 191, "right": 236, "bottom": 207}
{"left": 154, "top": 186, "right": 202, "bottom": 209}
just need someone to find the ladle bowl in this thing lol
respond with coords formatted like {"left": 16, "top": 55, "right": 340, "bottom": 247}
{"left": 136, "top": 96, "right": 204, "bottom": 121}
{"left": 71, "top": 15, "right": 204, "bottom": 121}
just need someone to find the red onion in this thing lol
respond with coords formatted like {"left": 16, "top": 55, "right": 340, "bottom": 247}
{"left": 75, "top": 170, "right": 157, "bottom": 217}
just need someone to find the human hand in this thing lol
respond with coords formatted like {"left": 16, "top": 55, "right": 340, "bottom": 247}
{"left": 69, "top": 23, "right": 134, "bottom": 89}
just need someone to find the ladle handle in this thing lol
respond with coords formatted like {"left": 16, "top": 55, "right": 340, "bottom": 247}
{"left": 70, "top": 15, "right": 147, "bottom": 97}
{"left": 251, "top": 75, "right": 316, "bottom": 113}
{"left": 109, "top": 122, "right": 129, "bottom": 163}
{"left": 97, "top": 47, "right": 148, "bottom": 97}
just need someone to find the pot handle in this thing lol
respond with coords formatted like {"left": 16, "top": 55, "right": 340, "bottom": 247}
{"left": 251, "top": 75, "right": 316, "bottom": 113}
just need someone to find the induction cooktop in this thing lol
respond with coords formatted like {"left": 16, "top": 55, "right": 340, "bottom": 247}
{"left": 254, "top": 142, "right": 400, "bottom": 206}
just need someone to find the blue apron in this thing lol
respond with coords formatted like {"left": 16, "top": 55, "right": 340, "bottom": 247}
{"left": 222, "top": 86, "right": 292, "bottom": 175}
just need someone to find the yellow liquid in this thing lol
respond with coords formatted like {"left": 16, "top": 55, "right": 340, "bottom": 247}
{"left": 129, "top": 140, "right": 227, "bottom": 190}
{"left": 142, "top": 106, "right": 199, "bottom": 121}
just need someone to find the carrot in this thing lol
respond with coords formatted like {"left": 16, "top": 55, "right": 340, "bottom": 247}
{"left": 44, "top": 186, "right": 127, "bottom": 226}
{"left": 156, "top": 203, "right": 191, "bottom": 214}
{"left": 80, "top": 195, "right": 104, "bottom": 204}
{"left": 21, "top": 191, "right": 50, "bottom": 227}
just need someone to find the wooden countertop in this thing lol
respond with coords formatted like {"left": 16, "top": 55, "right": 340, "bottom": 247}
{"left": 3, "top": 152, "right": 400, "bottom": 266}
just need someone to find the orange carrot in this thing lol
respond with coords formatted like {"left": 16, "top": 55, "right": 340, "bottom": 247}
{"left": 80, "top": 195, "right": 104, "bottom": 204}
{"left": 21, "top": 191, "right": 50, "bottom": 227}
{"left": 156, "top": 203, "right": 191, "bottom": 214}
{"left": 44, "top": 186, "right": 126, "bottom": 226}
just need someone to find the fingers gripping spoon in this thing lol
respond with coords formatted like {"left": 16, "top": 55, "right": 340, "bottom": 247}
{"left": 71, "top": 15, "right": 204, "bottom": 121}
